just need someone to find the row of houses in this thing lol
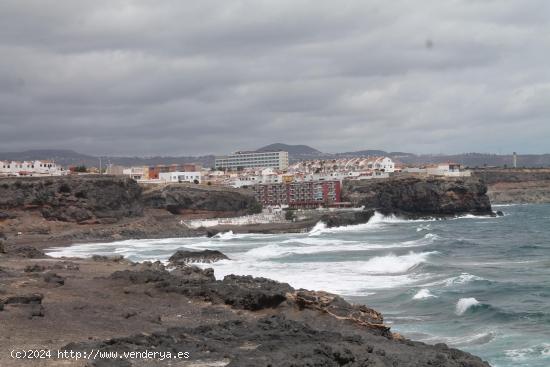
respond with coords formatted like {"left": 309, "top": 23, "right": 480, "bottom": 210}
{"left": 0, "top": 160, "right": 66, "bottom": 176}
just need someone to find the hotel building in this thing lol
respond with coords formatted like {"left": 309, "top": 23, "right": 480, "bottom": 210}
{"left": 215, "top": 151, "right": 289, "bottom": 171}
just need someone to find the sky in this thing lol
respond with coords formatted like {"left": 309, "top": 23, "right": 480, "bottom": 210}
{"left": 1, "top": 0, "right": 549, "bottom": 156}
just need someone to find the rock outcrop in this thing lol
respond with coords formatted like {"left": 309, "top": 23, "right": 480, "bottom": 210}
{"left": 168, "top": 249, "right": 229, "bottom": 265}
{"left": 320, "top": 209, "right": 375, "bottom": 227}
{"left": 343, "top": 176, "right": 493, "bottom": 216}
{"left": 0, "top": 175, "right": 143, "bottom": 223}
{"left": 65, "top": 255, "right": 490, "bottom": 367}
{"left": 142, "top": 184, "right": 261, "bottom": 217}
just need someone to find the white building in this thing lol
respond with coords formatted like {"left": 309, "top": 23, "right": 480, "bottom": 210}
{"left": 159, "top": 171, "right": 202, "bottom": 183}
{"left": 0, "top": 160, "right": 65, "bottom": 176}
{"left": 427, "top": 163, "right": 471, "bottom": 177}
{"left": 215, "top": 151, "right": 289, "bottom": 171}
{"left": 122, "top": 166, "right": 147, "bottom": 180}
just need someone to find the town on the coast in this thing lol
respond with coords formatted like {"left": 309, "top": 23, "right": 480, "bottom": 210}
{"left": 1, "top": 149, "right": 471, "bottom": 211}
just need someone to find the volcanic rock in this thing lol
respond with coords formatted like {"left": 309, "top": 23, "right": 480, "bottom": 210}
{"left": 320, "top": 209, "right": 375, "bottom": 228}
{"left": 0, "top": 175, "right": 143, "bottom": 223}
{"left": 63, "top": 314, "right": 490, "bottom": 367}
{"left": 343, "top": 176, "right": 493, "bottom": 216}
{"left": 168, "top": 249, "right": 229, "bottom": 265}
{"left": 142, "top": 184, "right": 261, "bottom": 216}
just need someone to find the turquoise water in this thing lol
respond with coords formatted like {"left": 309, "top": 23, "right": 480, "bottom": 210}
{"left": 47, "top": 204, "right": 550, "bottom": 367}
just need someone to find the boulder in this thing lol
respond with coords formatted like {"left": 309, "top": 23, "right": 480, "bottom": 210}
{"left": 219, "top": 275, "right": 294, "bottom": 310}
{"left": 168, "top": 249, "right": 229, "bottom": 265}
{"left": 290, "top": 290, "right": 389, "bottom": 335}
{"left": 320, "top": 210, "right": 375, "bottom": 228}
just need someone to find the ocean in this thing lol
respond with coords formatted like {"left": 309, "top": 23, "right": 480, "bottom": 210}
{"left": 47, "top": 204, "right": 550, "bottom": 367}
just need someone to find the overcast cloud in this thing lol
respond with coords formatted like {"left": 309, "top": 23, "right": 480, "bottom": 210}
{"left": 1, "top": 0, "right": 549, "bottom": 155}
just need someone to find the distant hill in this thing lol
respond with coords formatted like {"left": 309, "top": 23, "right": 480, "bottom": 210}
{"left": 0, "top": 150, "right": 215, "bottom": 168}
{"left": 256, "top": 143, "right": 322, "bottom": 155}
{"left": 1, "top": 147, "right": 549, "bottom": 168}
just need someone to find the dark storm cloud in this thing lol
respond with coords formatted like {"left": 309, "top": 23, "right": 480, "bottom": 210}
{"left": 0, "top": 0, "right": 549, "bottom": 155}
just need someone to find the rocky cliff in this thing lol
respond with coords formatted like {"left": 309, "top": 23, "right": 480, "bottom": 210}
{"left": 0, "top": 175, "right": 143, "bottom": 223}
{"left": 142, "top": 183, "right": 262, "bottom": 217}
{"left": 343, "top": 176, "right": 493, "bottom": 216}
{"left": 473, "top": 169, "right": 550, "bottom": 203}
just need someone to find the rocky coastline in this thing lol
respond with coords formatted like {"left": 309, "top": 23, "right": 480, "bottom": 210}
{"left": 0, "top": 175, "right": 500, "bottom": 366}
{"left": 0, "top": 175, "right": 495, "bottom": 251}
{"left": 0, "top": 248, "right": 491, "bottom": 367}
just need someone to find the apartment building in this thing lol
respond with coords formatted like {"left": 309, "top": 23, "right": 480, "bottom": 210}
{"left": 252, "top": 180, "right": 341, "bottom": 208}
{"left": 215, "top": 151, "right": 289, "bottom": 171}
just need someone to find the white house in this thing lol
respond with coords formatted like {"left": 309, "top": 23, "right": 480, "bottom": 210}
{"left": 122, "top": 166, "right": 147, "bottom": 180}
{"left": 0, "top": 160, "right": 65, "bottom": 176}
{"left": 159, "top": 171, "right": 202, "bottom": 184}
{"left": 427, "top": 163, "right": 471, "bottom": 177}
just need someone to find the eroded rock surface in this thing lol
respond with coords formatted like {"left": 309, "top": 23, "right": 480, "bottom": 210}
{"left": 168, "top": 249, "right": 229, "bottom": 265}
{"left": 343, "top": 176, "right": 493, "bottom": 216}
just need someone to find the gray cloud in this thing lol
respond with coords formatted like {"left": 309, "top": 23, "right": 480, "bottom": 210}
{"left": 0, "top": 0, "right": 549, "bottom": 156}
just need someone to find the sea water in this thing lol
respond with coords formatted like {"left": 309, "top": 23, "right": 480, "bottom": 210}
{"left": 47, "top": 204, "right": 550, "bottom": 367}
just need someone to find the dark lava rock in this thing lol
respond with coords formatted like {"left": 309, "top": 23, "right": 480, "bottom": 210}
{"left": 142, "top": 184, "right": 261, "bottom": 215}
{"left": 0, "top": 240, "right": 5, "bottom": 254}
{"left": 320, "top": 209, "right": 375, "bottom": 228}
{"left": 343, "top": 176, "right": 493, "bottom": 216}
{"left": 63, "top": 314, "right": 490, "bottom": 367}
{"left": 171, "top": 265, "right": 216, "bottom": 282}
{"left": 43, "top": 272, "right": 65, "bottom": 286}
{"left": 157, "top": 272, "right": 293, "bottom": 311}
{"left": 92, "top": 254, "right": 125, "bottom": 262}
{"left": 220, "top": 275, "right": 294, "bottom": 310}
{"left": 11, "top": 246, "right": 45, "bottom": 258}
{"left": 25, "top": 264, "right": 46, "bottom": 273}
{"left": 496, "top": 210, "right": 504, "bottom": 216}
{"left": 112, "top": 257, "right": 293, "bottom": 312}
{"left": 292, "top": 290, "right": 389, "bottom": 336}
{"left": 110, "top": 269, "right": 171, "bottom": 284}
{"left": 0, "top": 175, "right": 143, "bottom": 223}
{"left": 168, "top": 249, "right": 229, "bottom": 265}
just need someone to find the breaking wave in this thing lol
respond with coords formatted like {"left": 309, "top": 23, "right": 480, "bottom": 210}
{"left": 456, "top": 297, "right": 481, "bottom": 315}
{"left": 360, "top": 251, "right": 436, "bottom": 275}
{"left": 413, "top": 288, "right": 437, "bottom": 300}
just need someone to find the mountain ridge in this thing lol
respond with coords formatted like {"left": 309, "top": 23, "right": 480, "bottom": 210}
{"left": 2, "top": 147, "right": 549, "bottom": 168}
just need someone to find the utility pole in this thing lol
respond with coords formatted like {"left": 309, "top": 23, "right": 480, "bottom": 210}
{"left": 99, "top": 156, "right": 102, "bottom": 175}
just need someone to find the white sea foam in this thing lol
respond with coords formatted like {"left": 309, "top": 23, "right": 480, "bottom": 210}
{"left": 359, "top": 251, "right": 435, "bottom": 274}
{"left": 194, "top": 258, "right": 428, "bottom": 295}
{"left": 213, "top": 230, "right": 235, "bottom": 239}
{"left": 505, "top": 343, "right": 550, "bottom": 360}
{"left": 308, "top": 220, "right": 377, "bottom": 236}
{"left": 413, "top": 288, "right": 437, "bottom": 300}
{"left": 308, "top": 212, "right": 436, "bottom": 236}
{"left": 420, "top": 331, "right": 495, "bottom": 347}
{"left": 455, "top": 297, "right": 481, "bottom": 315}
{"left": 421, "top": 273, "right": 486, "bottom": 287}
